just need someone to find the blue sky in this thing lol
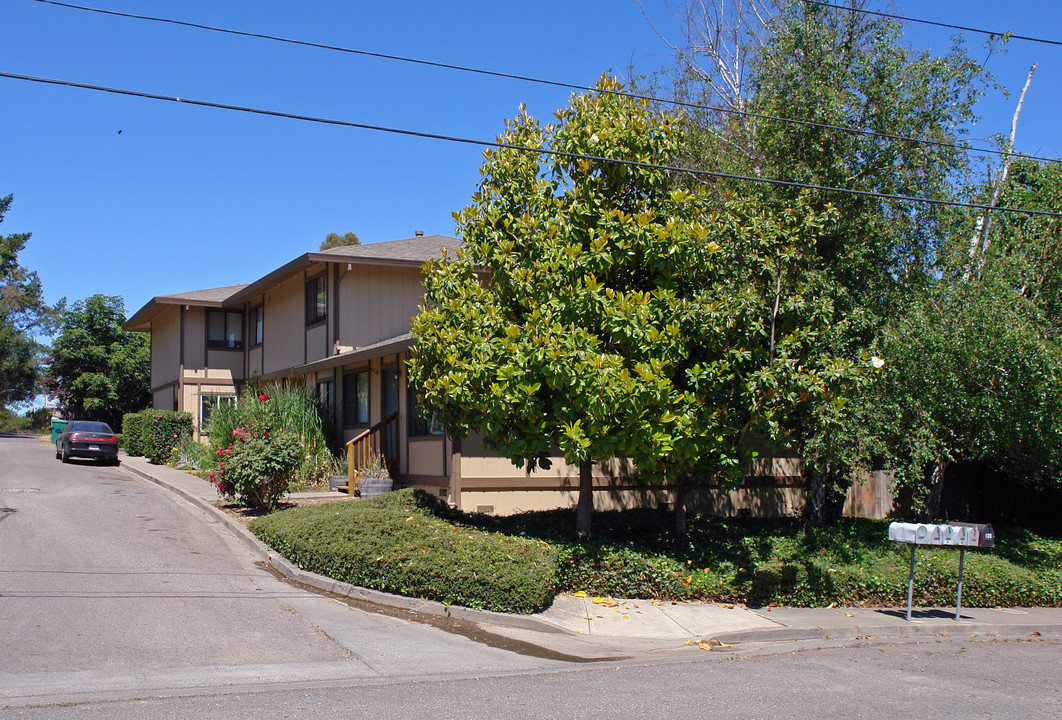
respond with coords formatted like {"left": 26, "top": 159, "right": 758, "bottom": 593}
{"left": 2, "top": 0, "right": 1060, "bottom": 320}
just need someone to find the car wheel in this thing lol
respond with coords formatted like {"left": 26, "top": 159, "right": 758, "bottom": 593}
{"left": 55, "top": 445, "right": 61, "bottom": 460}
{"left": 61, "top": 446, "right": 69, "bottom": 464}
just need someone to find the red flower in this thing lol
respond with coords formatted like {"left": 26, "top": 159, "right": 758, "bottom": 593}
{"left": 258, "top": 393, "right": 270, "bottom": 401}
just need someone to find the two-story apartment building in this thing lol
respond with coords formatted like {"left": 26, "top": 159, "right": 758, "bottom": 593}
{"left": 127, "top": 233, "right": 819, "bottom": 516}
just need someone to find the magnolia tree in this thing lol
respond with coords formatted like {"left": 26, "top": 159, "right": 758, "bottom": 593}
{"left": 409, "top": 76, "right": 860, "bottom": 536}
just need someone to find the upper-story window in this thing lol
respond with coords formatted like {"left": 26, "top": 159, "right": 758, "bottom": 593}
{"left": 207, "top": 310, "right": 243, "bottom": 350}
{"left": 305, "top": 273, "right": 327, "bottom": 326}
{"left": 251, "top": 305, "right": 264, "bottom": 347}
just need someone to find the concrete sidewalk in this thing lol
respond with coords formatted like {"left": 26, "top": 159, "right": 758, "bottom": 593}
{"left": 118, "top": 453, "right": 1062, "bottom": 659}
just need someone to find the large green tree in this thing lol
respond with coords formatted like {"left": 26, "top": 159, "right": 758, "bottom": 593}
{"left": 644, "top": 1, "right": 999, "bottom": 521}
{"left": 410, "top": 76, "right": 857, "bottom": 535}
{"left": 45, "top": 294, "right": 150, "bottom": 428}
{"left": 0, "top": 194, "right": 61, "bottom": 406}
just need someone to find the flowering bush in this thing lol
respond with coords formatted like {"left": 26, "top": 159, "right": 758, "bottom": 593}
{"left": 206, "top": 427, "right": 301, "bottom": 509}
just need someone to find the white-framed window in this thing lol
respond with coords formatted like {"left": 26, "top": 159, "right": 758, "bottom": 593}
{"left": 200, "top": 394, "right": 237, "bottom": 432}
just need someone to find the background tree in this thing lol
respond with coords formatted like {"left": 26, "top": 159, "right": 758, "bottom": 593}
{"left": 642, "top": 1, "right": 1000, "bottom": 521}
{"left": 46, "top": 294, "right": 150, "bottom": 428}
{"left": 319, "top": 231, "right": 361, "bottom": 251}
{"left": 410, "top": 76, "right": 857, "bottom": 536}
{"left": 0, "top": 194, "right": 62, "bottom": 406}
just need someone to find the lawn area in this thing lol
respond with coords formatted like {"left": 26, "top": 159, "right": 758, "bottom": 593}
{"left": 249, "top": 488, "right": 1062, "bottom": 615}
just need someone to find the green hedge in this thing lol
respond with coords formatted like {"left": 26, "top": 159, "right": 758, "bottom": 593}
{"left": 121, "top": 412, "right": 148, "bottom": 456}
{"left": 141, "top": 409, "right": 194, "bottom": 464}
{"left": 249, "top": 489, "right": 559, "bottom": 613}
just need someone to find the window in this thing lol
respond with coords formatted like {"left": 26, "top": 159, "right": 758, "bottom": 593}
{"left": 409, "top": 389, "right": 443, "bottom": 437}
{"left": 251, "top": 305, "right": 263, "bottom": 347}
{"left": 305, "top": 274, "right": 327, "bottom": 326}
{"left": 207, "top": 310, "right": 243, "bottom": 349}
{"left": 200, "top": 394, "right": 236, "bottom": 432}
{"left": 343, "top": 371, "right": 369, "bottom": 425}
{"left": 315, "top": 379, "right": 335, "bottom": 415}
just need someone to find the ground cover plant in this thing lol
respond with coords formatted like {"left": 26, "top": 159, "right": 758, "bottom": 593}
{"left": 249, "top": 489, "right": 1061, "bottom": 614}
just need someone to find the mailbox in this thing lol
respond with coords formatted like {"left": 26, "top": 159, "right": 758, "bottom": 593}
{"left": 888, "top": 522, "right": 995, "bottom": 620}
{"left": 888, "top": 522, "right": 994, "bottom": 548}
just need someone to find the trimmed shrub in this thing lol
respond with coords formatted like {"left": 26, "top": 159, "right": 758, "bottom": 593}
{"left": 207, "top": 427, "right": 300, "bottom": 509}
{"left": 249, "top": 489, "right": 559, "bottom": 613}
{"left": 142, "top": 409, "right": 193, "bottom": 464}
{"left": 121, "top": 411, "right": 148, "bottom": 456}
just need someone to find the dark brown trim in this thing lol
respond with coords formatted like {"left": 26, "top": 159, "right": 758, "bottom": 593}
{"left": 397, "top": 474, "right": 450, "bottom": 488}
{"left": 178, "top": 307, "right": 185, "bottom": 412}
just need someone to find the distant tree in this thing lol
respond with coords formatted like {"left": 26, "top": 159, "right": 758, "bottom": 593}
{"left": 0, "top": 194, "right": 62, "bottom": 406}
{"left": 320, "top": 231, "right": 361, "bottom": 251}
{"left": 45, "top": 295, "right": 149, "bottom": 428}
{"left": 409, "top": 76, "right": 856, "bottom": 536}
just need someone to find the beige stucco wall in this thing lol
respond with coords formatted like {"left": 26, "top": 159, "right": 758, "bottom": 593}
{"left": 337, "top": 264, "right": 424, "bottom": 348}
{"left": 456, "top": 485, "right": 805, "bottom": 517}
{"left": 408, "top": 436, "right": 445, "bottom": 476}
{"left": 263, "top": 273, "right": 304, "bottom": 374}
{"left": 206, "top": 350, "right": 243, "bottom": 379}
{"left": 150, "top": 307, "right": 180, "bottom": 391}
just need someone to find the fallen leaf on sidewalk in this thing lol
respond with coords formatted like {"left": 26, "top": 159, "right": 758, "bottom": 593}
{"left": 651, "top": 600, "right": 661, "bottom": 606}
{"left": 698, "top": 639, "right": 732, "bottom": 650}
{"left": 573, "top": 591, "right": 588, "bottom": 598}
{"left": 825, "top": 603, "right": 836, "bottom": 609}
{"left": 577, "top": 629, "right": 587, "bottom": 635}
{"left": 592, "top": 597, "right": 619, "bottom": 607}
{"left": 845, "top": 612, "right": 855, "bottom": 617}
{"left": 1029, "top": 631, "right": 1041, "bottom": 637}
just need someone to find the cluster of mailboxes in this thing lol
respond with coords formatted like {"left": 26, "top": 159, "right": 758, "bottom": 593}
{"left": 888, "top": 522, "right": 995, "bottom": 548}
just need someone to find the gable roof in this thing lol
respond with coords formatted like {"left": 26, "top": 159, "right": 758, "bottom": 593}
{"left": 224, "top": 234, "right": 461, "bottom": 305}
{"left": 124, "top": 235, "right": 462, "bottom": 332}
{"left": 124, "top": 284, "right": 248, "bottom": 331}
{"left": 316, "top": 234, "right": 461, "bottom": 263}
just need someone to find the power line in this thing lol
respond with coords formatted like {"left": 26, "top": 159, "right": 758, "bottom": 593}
{"left": 803, "top": 1, "right": 1062, "bottom": 47}
{"left": 3, "top": 70, "right": 1059, "bottom": 220}
{"left": 28, "top": 0, "right": 1060, "bottom": 167}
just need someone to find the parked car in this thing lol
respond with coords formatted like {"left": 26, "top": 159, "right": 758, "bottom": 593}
{"left": 55, "top": 421, "right": 119, "bottom": 465}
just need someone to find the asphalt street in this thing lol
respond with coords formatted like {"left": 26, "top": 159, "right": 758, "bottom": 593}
{"left": 2, "top": 432, "right": 1059, "bottom": 718}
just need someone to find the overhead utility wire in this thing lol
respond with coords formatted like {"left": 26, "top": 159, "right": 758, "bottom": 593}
{"left": 803, "top": 1, "right": 1062, "bottom": 47}
{"left": 28, "top": 0, "right": 1060, "bottom": 167}
{"left": 3, "top": 71, "right": 1059, "bottom": 220}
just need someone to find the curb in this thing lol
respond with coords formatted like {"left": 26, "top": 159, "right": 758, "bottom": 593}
{"left": 120, "top": 461, "right": 571, "bottom": 637}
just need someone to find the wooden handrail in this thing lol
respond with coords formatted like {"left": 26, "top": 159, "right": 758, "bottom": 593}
{"left": 345, "top": 411, "right": 399, "bottom": 496}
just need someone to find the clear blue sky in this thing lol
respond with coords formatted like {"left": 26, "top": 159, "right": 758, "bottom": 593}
{"left": 2, "top": 0, "right": 1060, "bottom": 320}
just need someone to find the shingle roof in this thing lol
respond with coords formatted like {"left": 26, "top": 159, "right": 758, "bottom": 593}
{"left": 154, "top": 284, "right": 249, "bottom": 304}
{"left": 316, "top": 234, "right": 462, "bottom": 263}
{"left": 124, "top": 284, "right": 249, "bottom": 331}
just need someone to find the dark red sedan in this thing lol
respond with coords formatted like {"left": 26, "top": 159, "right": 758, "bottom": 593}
{"left": 55, "top": 421, "right": 120, "bottom": 465}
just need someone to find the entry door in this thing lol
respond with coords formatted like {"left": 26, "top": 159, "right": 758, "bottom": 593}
{"left": 381, "top": 368, "right": 399, "bottom": 471}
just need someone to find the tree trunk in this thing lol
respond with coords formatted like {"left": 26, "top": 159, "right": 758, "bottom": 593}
{"left": 924, "top": 456, "right": 949, "bottom": 521}
{"left": 576, "top": 460, "right": 594, "bottom": 538}
{"left": 674, "top": 475, "right": 688, "bottom": 535}
{"left": 804, "top": 466, "right": 827, "bottom": 527}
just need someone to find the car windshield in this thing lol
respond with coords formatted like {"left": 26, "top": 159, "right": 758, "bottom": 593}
{"left": 70, "top": 422, "right": 113, "bottom": 434}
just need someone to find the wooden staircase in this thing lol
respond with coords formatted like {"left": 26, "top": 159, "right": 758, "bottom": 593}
{"left": 343, "top": 411, "right": 398, "bottom": 496}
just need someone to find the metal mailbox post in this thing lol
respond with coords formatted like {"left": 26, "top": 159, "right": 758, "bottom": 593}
{"left": 887, "top": 522, "right": 995, "bottom": 621}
